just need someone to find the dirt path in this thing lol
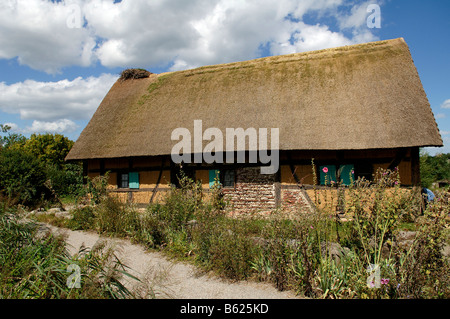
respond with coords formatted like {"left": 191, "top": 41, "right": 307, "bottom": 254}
{"left": 43, "top": 224, "right": 300, "bottom": 299}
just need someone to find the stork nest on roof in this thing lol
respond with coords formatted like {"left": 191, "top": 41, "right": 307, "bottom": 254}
{"left": 119, "top": 68, "right": 152, "bottom": 81}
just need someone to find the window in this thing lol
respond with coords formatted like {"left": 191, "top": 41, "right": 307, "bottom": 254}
{"left": 119, "top": 173, "right": 129, "bottom": 188}
{"left": 354, "top": 163, "right": 373, "bottom": 181}
{"left": 319, "top": 164, "right": 354, "bottom": 186}
{"left": 222, "top": 169, "right": 235, "bottom": 188}
{"left": 171, "top": 166, "right": 195, "bottom": 188}
{"left": 208, "top": 169, "right": 235, "bottom": 188}
{"left": 118, "top": 172, "right": 139, "bottom": 189}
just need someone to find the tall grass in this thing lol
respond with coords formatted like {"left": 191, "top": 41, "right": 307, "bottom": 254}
{"left": 0, "top": 207, "right": 139, "bottom": 299}
{"left": 39, "top": 168, "right": 450, "bottom": 299}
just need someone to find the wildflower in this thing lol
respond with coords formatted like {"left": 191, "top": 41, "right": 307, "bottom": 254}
{"left": 394, "top": 181, "right": 398, "bottom": 185}
{"left": 351, "top": 170, "right": 354, "bottom": 174}
{"left": 381, "top": 278, "right": 390, "bottom": 285}
{"left": 322, "top": 167, "right": 328, "bottom": 173}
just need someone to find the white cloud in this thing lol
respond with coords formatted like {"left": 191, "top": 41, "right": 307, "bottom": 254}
{"left": 435, "top": 113, "right": 446, "bottom": 119}
{"left": 0, "top": 73, "right": 118, "bottom": 121}
{"left": 3, "top": 122, "right": 20, "bottom": 132}
{"left": 26, "top": 119, "right": 79, "bottom": 134}
{"left": 5, "top": 119, "right": 79, "bottom": 135}
{"left": 441, "top": 99, "right": 450, "bottom": 109}
{"left": 338, "top": 1, "right": 374, "bottom": 30}
{"left": 270, "top": 21, "right": 354, "bottom": 56}
{"left": 0, "top": 0, "right": 380, "bottom": 73}
{"left": 0, "top": 0, "right": 96, "bottom": 73}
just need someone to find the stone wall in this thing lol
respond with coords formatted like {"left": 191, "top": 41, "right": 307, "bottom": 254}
{"left": 280, "top": 188, "right": 314, "bottom": 214}
{"left": 222, "top": 167, "right": 278, "bottom": 213}
{"left": 221, "top": 167, "right": 314, "bottom": 214}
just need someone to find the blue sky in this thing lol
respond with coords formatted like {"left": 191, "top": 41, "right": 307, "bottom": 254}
{"left": 0, "top": 0, "right": 449, "bottom": 154}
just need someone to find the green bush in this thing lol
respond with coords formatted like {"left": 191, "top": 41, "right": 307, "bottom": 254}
{"left": 94, "top": 196, "right": 140, "bottom": 237}
{"left": 67, "top": 206, "right": 96, "bottom": 231}
{"left": 200, "top": 217, "right": 258, "bottom": 280}
{"left": 46, "top": 162, "right": 84, "bottom": 197}
{"left": 0, "top": 148, "right": 51, "bottom": 207}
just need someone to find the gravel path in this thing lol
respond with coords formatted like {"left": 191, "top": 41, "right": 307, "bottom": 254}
{"left": 44, "top": 224, "right": 300, "bottom": 299}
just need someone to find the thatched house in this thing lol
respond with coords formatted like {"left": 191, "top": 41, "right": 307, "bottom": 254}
{"left": 66, "top": 38, "right": 443, "bottom": 213}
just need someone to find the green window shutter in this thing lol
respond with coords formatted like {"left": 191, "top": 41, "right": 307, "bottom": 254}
{"left": 129, "top": 172, "right": 139, "bottom": 189}
{"left": 209, "top": 170, "right": 220, "bottom": 188}
{"left": 319, "top": 165, "right": 337, "bottom": 185}
{"left": 339, "top": 164, "right": 355, "bottom": 186}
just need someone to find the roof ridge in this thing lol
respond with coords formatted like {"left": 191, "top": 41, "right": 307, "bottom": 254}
{"left": 155, "top": 38, "right": 405, "bottom": 78}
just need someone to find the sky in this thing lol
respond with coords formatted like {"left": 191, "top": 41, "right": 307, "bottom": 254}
{"left": 0, "top": 0, "right": 449, "bottom": 155}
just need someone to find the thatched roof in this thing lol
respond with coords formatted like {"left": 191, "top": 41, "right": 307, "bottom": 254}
{"left": 66, "top": 38, "right": 443, "bottom": 161}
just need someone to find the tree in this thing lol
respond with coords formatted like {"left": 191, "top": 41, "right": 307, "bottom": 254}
{"left": 420, "top": 150, "right": 450, "bottom": 188}
{"left": 0, "top": 147, "right": 49, "bottom": 206}
{"left": 22, "top": 133, "right": 74, "bottom": 168}
{"left": 0, "top": 124, "right": 26, "bottom": 150}
{"left": 0, "top": 128, "right": 83, "bottom": 205}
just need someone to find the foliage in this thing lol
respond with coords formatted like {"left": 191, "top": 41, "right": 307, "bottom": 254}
{"left": 0, "top": 125, "right": 84, "bottom": 206}
{"left": 420, "top": 151, "right": 450, "bottom": 188}
{"left": 85, "top": 173, "right": 109, "bottom": 205}
{"left": 0, "top": 208, "right": 138, "bottom": 299}
{"left": 66, "top": 205, "right": 96, "bottom": 231}
{"left": 45, "top": 162, "right": 84, "bottom": 198}
{"left": 22, "top": 133, "right": 74, "bottom": 169}
{"left": 39, "top": 167, "right": 450, "bottom": 299}
{"left": 0, "top": 147, "right": 50, "bottom": 207}
{"left": 0, "top": 124, "right": 26, "bottom": 150}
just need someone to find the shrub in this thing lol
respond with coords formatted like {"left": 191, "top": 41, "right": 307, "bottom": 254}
{"left": 67, "top": 206, "right": 96, "bottom": 231}
{"left": 45, "top": 162, "right": 84, "bottom": 197}
{"left": 0, "top": 148, "right": 51, "bottom": 207}
{"left": 94, "top": 195, "right": 140, "bottom": 237}
{"left": 205, "top": 218, "right": 259, "bottom": 280}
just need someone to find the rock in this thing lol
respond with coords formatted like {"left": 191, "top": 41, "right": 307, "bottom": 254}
{"left": 321, "top": 242, "right": 351, "bottom": 263}
{"left": 396, "top": 231, "right": 417, "bottom": 250}
{"left": 250, "top": 236, "right": 269, "bottom": 247}
{"left": 442, "top": 244, "right": 450, "bottom": 259}
{"left": 47, "top": 207, "right": 62, "bottom": 214}
{"left": 397, "top": 231, "right": 417, "bottom": 241}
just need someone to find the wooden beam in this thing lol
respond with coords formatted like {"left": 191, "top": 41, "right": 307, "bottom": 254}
{"left": 411, "top": 147, "right": 421, "bottom": 186}
{"left": 82, "top": 160, "right": 88, "bottom": 184}
{"left": 150, "top": 157, "right": 166, "bottom": 203}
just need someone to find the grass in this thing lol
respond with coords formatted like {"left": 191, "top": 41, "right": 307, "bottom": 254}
{"left": 22, "top": 168, "right": 450, "bottom": 299}
{"left": 0, "top": 206, "right": 140, "bottom": 299}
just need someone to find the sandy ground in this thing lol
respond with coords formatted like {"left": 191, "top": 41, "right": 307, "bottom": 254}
{"left": 43, "top": 224, "right": 300, "bottom": 299}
